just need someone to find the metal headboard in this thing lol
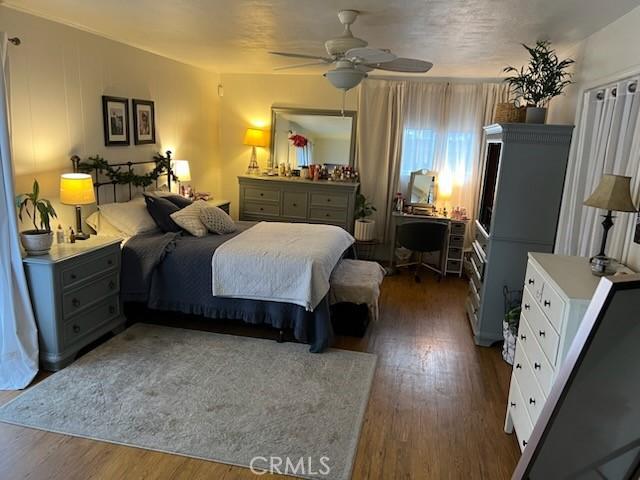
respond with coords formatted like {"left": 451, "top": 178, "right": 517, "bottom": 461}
{"left": 70, "top": 151, "right": 174, "bottom": 204}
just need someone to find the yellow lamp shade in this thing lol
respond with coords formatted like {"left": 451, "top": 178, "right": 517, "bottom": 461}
{"left": 172, "top": 160, "right": 191, "bottom": 181}
{"left": 59, "top": 173, "right": 95, "bottom": 205}
{"left": 243, "top": 128, "right": 267, "bottom": 147}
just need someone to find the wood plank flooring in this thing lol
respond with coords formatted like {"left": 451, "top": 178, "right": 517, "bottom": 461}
{"left": 0, "top": 273, "right": 520, "bottom": 479}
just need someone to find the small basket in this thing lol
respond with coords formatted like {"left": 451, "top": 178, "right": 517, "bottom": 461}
{"left": 494, "top": 103, "right": 527, "bottom": 124}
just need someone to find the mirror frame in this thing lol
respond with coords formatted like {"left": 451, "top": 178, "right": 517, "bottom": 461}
{"left": 408, "top": 169, "right": 438, "bottom": 206}
{"left": 269, "top": 107, "right": 358, "bottom": 168}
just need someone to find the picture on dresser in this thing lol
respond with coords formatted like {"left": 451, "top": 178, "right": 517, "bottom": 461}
{"left": 132, "top": 99, "right": 156, "bottom": 145}
{"left": 102, "top": 96, "right": 130, "bottom": 146}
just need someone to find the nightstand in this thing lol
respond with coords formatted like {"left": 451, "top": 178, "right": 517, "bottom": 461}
{"left": 22, "top": 236, "right": 126, "bottom": 371}
{"left": 207, "top": 198, "right": 231, "bottom": 214}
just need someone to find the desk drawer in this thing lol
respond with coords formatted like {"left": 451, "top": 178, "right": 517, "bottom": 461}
{"left": 282, "top": 192, "right": 308, "bottom": 219}
{"left": 244, "top": 187, "right": 280, "bottom": 203}
{"left": 243, "top": 201, "right": 280, "bottom": 217}
{"left": 522, "top": 288, "right": 560, "bottom": 365}
{"left": 447, "top": 259, "right": 462, "bottom": 273}
{"left": 448, "top": 246, "right": 463, "bottom": 260}
{"left": 310, "top": 192, "right": 348, "bottom": 208}
{"left": 64, "top": 295, "right": 120, "bottom": 347}
{"left": 309, "top": 207, "right": 347, "bottom": 223}
{"left": 61, "top": 250, "right": 118, "bottom": 288}
{"left": 63, "top": 274, "right": 119, "bottom": 319}
{"left": 449, "top": 235, "right": 464, "bottom": 248}
{"left": 450, "top": 222, "right": 466, "bottom": 236}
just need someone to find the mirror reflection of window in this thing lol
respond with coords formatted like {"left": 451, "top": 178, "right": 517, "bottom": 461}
{"left": 409, "top": 170, "right": 437, "bottom": 206}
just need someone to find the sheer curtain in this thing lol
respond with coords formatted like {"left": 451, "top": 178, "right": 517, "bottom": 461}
{"left": 0, "top": 33, "right": 39, "bottom": 390}
{"left": 556, "top": 76, "right": 640, "bottom": 264}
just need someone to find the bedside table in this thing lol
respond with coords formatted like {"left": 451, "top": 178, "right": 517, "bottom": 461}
{"left": 207, "top": 198, "right": 231, "bottom": 214}
{"left": 22, "top": 236, "right": 126, "bottom": 371}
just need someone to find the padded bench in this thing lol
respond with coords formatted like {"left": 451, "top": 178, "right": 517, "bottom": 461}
{"left": 329, "top": 259, "right": 386, "bottom": 336}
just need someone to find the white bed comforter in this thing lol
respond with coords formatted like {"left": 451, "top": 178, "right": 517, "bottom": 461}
{"left": 212, "top": 222, "right": 354, "bottom": 311}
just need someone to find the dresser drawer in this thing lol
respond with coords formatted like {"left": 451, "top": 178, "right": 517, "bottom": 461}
{"left": 449, "top": 235, "right": 464, "bottom": 248}
{"left": 310, "top": 192, "right": 348, "bottom": 208}
{"left": 539, "top": 282, "right": 566, "bottom": 332}
{"left": 468, "top": 280, "right": 480, "bottom": 310}
{"left": 517, "top": 321, "right": 547, "bottom": 422}
{"left": 282, "top": 192, "right": 308, "bottom": 219}
{"left": 243, "top": 201, "right": 280, "bottom": 217}
{"left": 450, "top": 222, "right": 466, "bottom": 236}
{"left": 524, "top": 261, "right": 544, "bottom": 296}
{"left": 309, "top": 207, "right": 347, "bottom": 223}
{"left": 522, "top": 288, "right": 560, "bottom": 364}
{"left": 64, "top": 295, "right": 120, "bottom": 347}
{"left": 508, "top": 377, "right": 534, "bottom": 451}
{"left": 520, "top": 311, "right": 555, "bottom": 395}
{"left": 471, "top": 241, "right": 485, "bottom": 279}
{"left": 244, "top": 187, "right": 280, "bottom": 203}
{"left": 448, "top": 246, "right": 463, "bottom": 260}
{"left": 63, "top": 274, "right": 119, "bottom": 318}
{"left": 61, "top": 250, "right": 118, "bottom": 288}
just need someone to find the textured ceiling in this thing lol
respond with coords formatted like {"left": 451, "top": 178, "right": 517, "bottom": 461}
{"left": 4, "top": 0, "right": 640, "bottom": 77}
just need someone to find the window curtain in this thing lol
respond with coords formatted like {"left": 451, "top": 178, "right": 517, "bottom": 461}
{"left": 0, "top": 33, "right": 39, "bottom": 390}
{"left": 556, "top": 76, "right": 640, "bottom": 264}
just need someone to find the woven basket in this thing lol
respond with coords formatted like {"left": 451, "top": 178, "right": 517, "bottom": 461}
{"left": 494, "top": 103, "right": 527, "bottom": 123}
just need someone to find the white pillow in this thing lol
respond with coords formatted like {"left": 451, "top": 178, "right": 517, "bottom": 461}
{"left": 200, "top": 205, "right": 236, "bottom": 234}
{"left": 98, "top": 199, "right": 158, "bottom": 236}
{"left": 170, "top": 200, "right": 208, "bottom": 237}
{"left": 86, "top": 211, "right": 126, "bottom": 237}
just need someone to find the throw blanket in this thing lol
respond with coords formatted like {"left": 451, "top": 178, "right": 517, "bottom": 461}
{"left": 212, "top": 222, "right": 354, "bottom": 311}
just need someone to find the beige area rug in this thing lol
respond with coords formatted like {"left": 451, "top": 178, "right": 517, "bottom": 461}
{"left": 0, "top": 324, "right": 377, "bottom": 480}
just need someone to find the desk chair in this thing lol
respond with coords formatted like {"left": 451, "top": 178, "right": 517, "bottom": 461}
{"left": 396, "top": 221, "right": 449, "bottom": 282}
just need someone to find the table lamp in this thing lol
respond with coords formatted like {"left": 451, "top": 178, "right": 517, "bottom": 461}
{"left": 244, "top": 128, "right": 266, "bottom": 175}
{"left": 60, "top": 173, "right": 95, "bottom": 240}
{"left": 172, "top": 159, "right": 191, "bottom": 196}
{"left": 583, "top": 174, "right": 637, "bottom": 275}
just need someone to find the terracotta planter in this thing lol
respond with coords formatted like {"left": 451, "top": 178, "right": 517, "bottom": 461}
{"left": 20, "top": 230, "right": 53, "bottom": 255}
{"left": 525, "top": 107, "right": 547, "bottom": 124}
{"left": 354, "top": 219, "right": 376, "bottom": 241}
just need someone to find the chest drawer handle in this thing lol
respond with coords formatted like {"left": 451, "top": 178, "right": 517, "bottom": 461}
{"left": 259, "top": 207, "right": 264, "bottom": 211}
{"left": 326, "top": 213, "right": 331, "bottom": 217}
{"left": 520, "top": 334, "right": 526, "bottom": 341}
{"left": 260, "top": 193, "right": 264, "bottom": 197}
{"left": 524, "top": 304, "right": 530, "bottom": 310}
{"left": 538, "top": 330, "right": 545, "bottom": 337}
{"left": 529, "top": 398, "right": 536, "bottom": 405}
{"left": 534, "top": 362, "right": 541, "bottom": 370}
{"left": 510, "top": 401, "right": 516, "bottom": 407}
{"left": 544, "top": 300, "right": 551, "bottom": 307}
{"left": 528, "top": 278, "right": 535, "bottom": 285}
{"left": 107, "top": 259, "right": 114, "bottom": 266}
{"left": 522, "top": 440, "right": 528, "bottom": 447}
{"left": 515, "top": 363, "right": 522, "bottom": 369}
{"left": 326, "top": 198, "right": 331, "bottom": 202}
{"left": 70, "top": 273, "right": 77, "bottom": 280}
{"left": 292, "top": 203, "right": 297, "bottom": 207}
{"left": 72, "top": 298, "right": 80, "bottom": 307}
{"left": 109, "top": 305, "right": 116, "bottom": 315}
{"left": 108, "top": 280, "right": 116, "bottom": 290}
{"left": 72, "top": 324, "right": 80, "bottom": 333}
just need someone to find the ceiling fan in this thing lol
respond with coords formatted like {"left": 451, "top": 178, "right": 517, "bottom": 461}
{"left": 269, "top": 10, "right": 433, "bottom": 91}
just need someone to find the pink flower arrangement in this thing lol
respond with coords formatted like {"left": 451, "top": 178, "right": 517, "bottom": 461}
{"left": 289, "top": 134, "right": 308, "bottom": 148}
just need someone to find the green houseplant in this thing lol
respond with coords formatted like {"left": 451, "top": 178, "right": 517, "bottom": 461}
{"left": 16, "top": 179, "right": 58, "bottom": 255}
{"left": 503, "top": 40, "right": 574, "bottom": 124}
{"left": 354, "top": 193, "right": 377, "bottom": 241}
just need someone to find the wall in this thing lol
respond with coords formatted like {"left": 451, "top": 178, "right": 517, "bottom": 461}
{"left": 218, "top": 73, "right": 356, "bottom": 218}
{"left": 1, "top": 6, "right": 221, "bottom": 229}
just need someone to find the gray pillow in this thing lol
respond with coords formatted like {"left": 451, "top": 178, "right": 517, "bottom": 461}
{"left": 199, "top": 205, "right": 236, "bottom": 234}
{"left": 144, "top": 195, "right": 181, "bottom": 232}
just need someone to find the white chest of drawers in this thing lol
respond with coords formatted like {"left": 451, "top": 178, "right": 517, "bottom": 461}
{"left": 504, "top": 253, "right": 601, "bottom": 451}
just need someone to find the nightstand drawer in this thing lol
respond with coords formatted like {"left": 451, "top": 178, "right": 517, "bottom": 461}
{"left": 309, "top": 207, "right": 348, "bottom": 223}
{"left": 243, "top": 201, "right": 280, "bottom": 216}
{"left": 310, "top": 192, "right": 348, "bottom": 208}
{"left": 61, "top": 251, "right": 118, "bottom": 288}
{"left": 63, "top": 274, "right": 119, "bottom": 318}
{"left": 244, "top": 187, "right": 280, "bottom": 203}
{"left": 64, "top": 295, "right": 120, "bottom": 347}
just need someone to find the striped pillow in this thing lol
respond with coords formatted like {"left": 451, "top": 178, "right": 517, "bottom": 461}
{"left": 169, "top": 200, "right": 208, "bottom": 237}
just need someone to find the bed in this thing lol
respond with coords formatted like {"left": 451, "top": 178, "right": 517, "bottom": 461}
{"left": 78, "top": 155, "right": 353, "bottom": 352}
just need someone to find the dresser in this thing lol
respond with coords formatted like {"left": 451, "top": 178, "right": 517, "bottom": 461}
{"left": 389, "top": 212, "right": 468, "bottom": 277}
{"left": 22, "top": 237, "right": 126, "bottom": 371}
{"left": 238, "top": 175, "right": 359, "bottom": 233}
{"left": 504, "top": 253, "right": 600, "bottom": 451}
{"left": 466, "top": 124, "right": 574, "bottom": 346}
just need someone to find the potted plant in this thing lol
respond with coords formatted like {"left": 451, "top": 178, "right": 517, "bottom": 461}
{"left": 503, "top": 40, "right": 574, "bottom": 124}
{"left": 16, "top": 179, "right": 58, "bottom": 255}
{"left": 354, "top": 192, "right": 377, "bottom": 241}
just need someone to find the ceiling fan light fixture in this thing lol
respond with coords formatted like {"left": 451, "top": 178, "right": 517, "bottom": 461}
{"left": 324, "top": 66, "right": 366, "bottom": 91}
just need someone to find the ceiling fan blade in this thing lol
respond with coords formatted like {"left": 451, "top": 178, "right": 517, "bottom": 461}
{"left": 269, "top": 51, "right": 333, "bottom": 62}
{"left": 345, "top": 47, "right": 396, "bottom": 64}
{"left": 366, "top": 58, "right": 434, "bottom": 73}
{"left": 273, "top": 61, "right": 330, "bottom": 71}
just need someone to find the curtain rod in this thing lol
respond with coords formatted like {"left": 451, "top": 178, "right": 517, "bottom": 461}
{"left": 8, "top": 37, "right": 21, "bottom": 46}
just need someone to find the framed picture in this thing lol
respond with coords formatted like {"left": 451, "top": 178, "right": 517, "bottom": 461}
{"left": 635, "top": 212, "right": 640, "bottom": 244}
{"left": 102, "top": 96, "right": 130, "bottom": 146}
{"left": 132, "top": 99, "right": 156, "bottom": 145}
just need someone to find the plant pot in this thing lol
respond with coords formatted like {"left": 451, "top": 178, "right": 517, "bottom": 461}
{"left": 354, "top": 219, "right": 376, "bottom": 241}
{"left": 502, "top": 320, "right": 517, "bottom": 365}
{"left": 525, "top": 107, "right": 547, "bottom": 124}
{"left": 20, "top": 230, "right": 54, "bottom": 255}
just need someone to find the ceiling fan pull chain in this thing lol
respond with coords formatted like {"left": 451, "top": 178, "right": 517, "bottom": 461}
{"left": 341, "top": 90, "right": 346, "bottom": 116}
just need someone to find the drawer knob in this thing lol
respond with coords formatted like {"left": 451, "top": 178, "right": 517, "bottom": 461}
{"left": 70, "top": 273, "right": 77, "bottom": 280}
{"left": 524, "top": 304, "right": 530, "bottom": 310}
{"left": 528, "top": 278, "right": 535, "bottom": 285}
{"left": 107, "top": 259, "right": 113, "bottom": 266}
{"left": 72, "top": 298, "right": 80, "bottom": 307}
{"left": 510, "top": 402, "right": 516, "bottom": 407}
{"left": 520, "top": 334, "right": 526, "bottom": 341}
{"left": 260, "top": 193, "right": 264, "bottom": 196}
{"left": 522, "top": 440, "right": 528, "bottom": 447}
{"left": 544, "top": 300, "right": 551, "bottom": 307}
{"left": 534, "top": 362, "right": 541, "bottom": 370}
{"left": 515, "top": 363, "right": 522, "bottom": 369}
{"left": 326, "top": 213, "right": 331, "bottom": 217}
{"left": 538, "top": 330, "right": 545, "bottom": 337}
{"left": 108, "top": 280, "right": 116, "bottom": 290}
{"left": 259, "top": 207, "right": 264, "bottom": 211}
{"left": 72, "top": 324, "right": 80, "bottom": 333}
{"left": 327, "top": 198, "right": 331, "bottom": 202}
{"left": 292, "top": 203, "right": 297, "bottom": 207}
{"left": 109, "top": 305, "right": 116, "bottom": 315}
{"left": 529, "top": 398, "right": 536, "bottom": 405}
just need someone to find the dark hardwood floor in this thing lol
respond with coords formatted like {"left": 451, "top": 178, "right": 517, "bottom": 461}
{"left": 0, "top": 273, "right": 520, "bottom": 479}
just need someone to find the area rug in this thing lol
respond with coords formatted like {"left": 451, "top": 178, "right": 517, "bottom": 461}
{"left": 0, "top": 324, "right": 376, "bottom": 480}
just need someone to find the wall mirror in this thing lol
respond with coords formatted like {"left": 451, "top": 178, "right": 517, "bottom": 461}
{"left": 270, "top": 107, "right": 357, "bottom": 169}
{"left": 408, "top": 170, "right": 438, "bottom": 206}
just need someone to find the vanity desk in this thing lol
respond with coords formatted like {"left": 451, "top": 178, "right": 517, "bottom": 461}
{"left": 389, "top": 211, "right": 468, "bottom": 277}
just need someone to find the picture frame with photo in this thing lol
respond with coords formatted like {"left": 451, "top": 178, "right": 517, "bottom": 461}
{"left": 102, "top": 96, "right": 130, "bottom": 146}
{"left": 132, "top": 99, "right": 156, "bottom": 145}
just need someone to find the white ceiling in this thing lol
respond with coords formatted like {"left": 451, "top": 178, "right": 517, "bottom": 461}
{"left": 4, "top": 0, "right": 640, "bottom": 77}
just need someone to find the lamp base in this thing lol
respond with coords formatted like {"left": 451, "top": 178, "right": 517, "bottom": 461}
{"left": 75, "top": 232, "right": 90, "bottom": 241}
{"left": 589, "top": 254, "right": 614, "bottom": 277}
{"left": 246, "top": 146, "right": 260, "bottom": 175}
